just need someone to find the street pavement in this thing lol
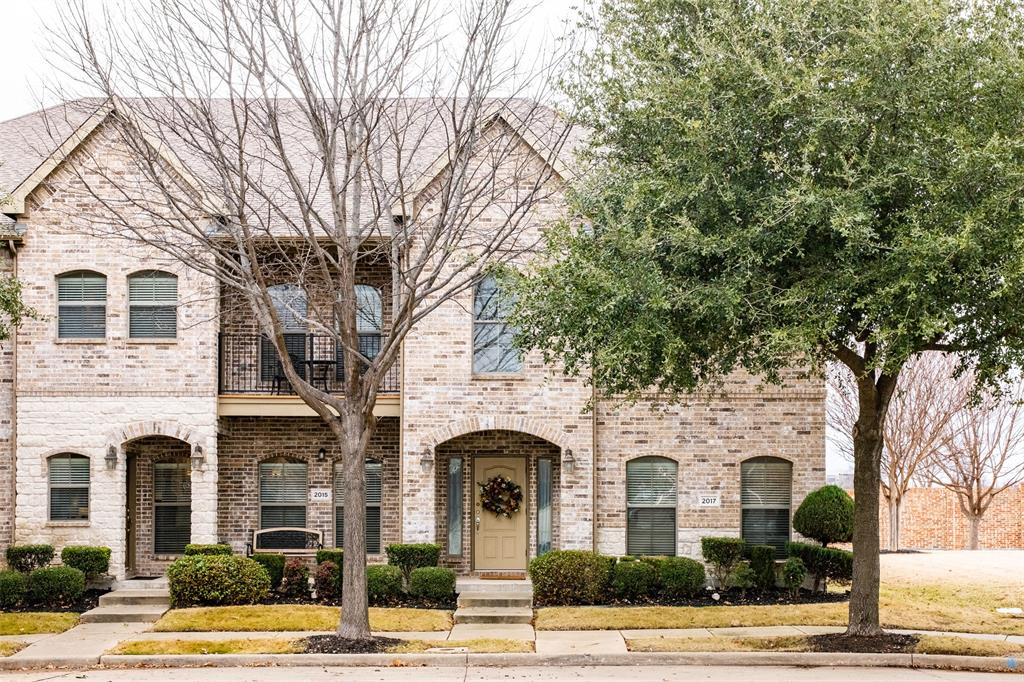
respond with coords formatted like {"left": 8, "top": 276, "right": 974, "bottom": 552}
{"left": 0, "top": 665, "right": 1015, "bottom": 681}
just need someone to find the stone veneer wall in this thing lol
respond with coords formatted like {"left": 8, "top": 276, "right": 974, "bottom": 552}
{"left": 126, "top": 436, "right": 192, "bottom": 577}
{"left": 217, "top": 416, "right": 400, "bottom": 558}
{"left": 435, "top": 430, "right": 561, "bottom": 572}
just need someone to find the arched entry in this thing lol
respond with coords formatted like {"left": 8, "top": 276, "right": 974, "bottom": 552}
{"left": 124, "top": 435, "right": 192, "bottom": 576}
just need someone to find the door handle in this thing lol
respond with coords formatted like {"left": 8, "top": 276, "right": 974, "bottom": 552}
{"left": 475, "top": 516, "right": 481, "bottom": 531}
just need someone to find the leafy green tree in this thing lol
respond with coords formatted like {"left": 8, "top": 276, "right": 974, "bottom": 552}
{"left": 793, "top": 485, "right": 854, "bottom": 546}
{"left": 512, "top": 0, "right": 1024, "bottom": 635}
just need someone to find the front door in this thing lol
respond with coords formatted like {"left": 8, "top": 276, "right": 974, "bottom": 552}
{"left": 473, "top": 457, "right": 528, "bottom": 571}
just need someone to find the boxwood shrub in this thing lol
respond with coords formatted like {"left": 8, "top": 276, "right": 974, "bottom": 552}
{"left": 408, "top": 567, "right": 456, "bottom": 605}
{"left": 6, "top": 544, "right": 55, "bottom": 573}
{"left": 528, "top": 550, "right": 612, "bottom": 606}
{"left": 700, "top": 537, "right": 745, "bottom": 588}
{"left": 60, "top": 546, "right": 111, "bottom": 579}
{"left": 748, "top": 545, "right": 777, "bottom": 592}
{"left": 792, "top": 485, "right": 854, "bottom": 546}
{"left": 782, "top": 557, "right": 808, "bottom": 598}
{"left": 385, "top": 544, "right": 441, "bottom": 585}
{"left": 314, "top": 561, "right": 341, "bottom": 603}
{"left": 27, "top": 566, "right": 85, "bottom": 607}
{"left": 167, "top": 555, "right": 270, "bottom": 607}
{"left": 183, "top": 544, "right": 233, "bottom": 556}
{"left": 611, "top": 559, "right": 659, "bottom": 601}
{"left": 250, "top": 553, "right": 285, "bottom": 590}
{"left": 657, "top": 557, "right": 706, "bottom": 599}
{"left": 0, "top": 570, "right": 27, "bottom": 609}
{"left": 787, "top": 542, "right": 853, "bottom": 591}
{"left": 367, "top": 564, "right": 403, "bottom": 605}
{"left": 315, "top": 549, "right": 344, "bottom": 566}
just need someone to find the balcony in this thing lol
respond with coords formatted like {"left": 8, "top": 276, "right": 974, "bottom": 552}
{"left": 217, "top": 333, "right": 400, "bottom": 417}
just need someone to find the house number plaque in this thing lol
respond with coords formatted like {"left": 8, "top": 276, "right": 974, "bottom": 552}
{"left": 309, "top": 488, "right": 332, "bottom": 502}
{"left": 697, "top": 493, "right": 721, "bottom": 507}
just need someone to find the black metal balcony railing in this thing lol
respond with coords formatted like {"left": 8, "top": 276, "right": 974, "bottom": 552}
{"left": 218, "top": 333, "right": 400, "bottom": 394}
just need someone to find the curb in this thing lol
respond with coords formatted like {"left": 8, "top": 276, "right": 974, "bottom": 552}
{"left": 84, "top": 651, "right": 1023, "bottom": 673}
{"left": 0, "top": 655, "right": 100, "bottom": 670}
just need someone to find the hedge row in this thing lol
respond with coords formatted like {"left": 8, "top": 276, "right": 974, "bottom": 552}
{"left": 0, "top": 567, "right": 86, "bottom": 608}
{"left": 4, "top": 544, "right": 112, "bottom": 578}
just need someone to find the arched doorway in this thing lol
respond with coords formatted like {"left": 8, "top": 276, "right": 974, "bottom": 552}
{"left": 124, "top": 435, "right": 192, "bottom": 576}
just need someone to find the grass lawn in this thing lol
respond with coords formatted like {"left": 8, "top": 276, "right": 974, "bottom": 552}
{"left": 0, "top": 642, "right": 25, "bottom": 657}
{"left": 0, "top": 613, "right": 79, "bottom": 636}
{"left": 111, "top": 637, "right": 531, "bottom": 655}
{"left": 152, "top": 605, "right": 452, "bottom": 633}
{"left": 537, "top": 584, "right": 1024, "bottom": 635}
{"left": 627, "top": 634, "right": 1024, "bottom": 658}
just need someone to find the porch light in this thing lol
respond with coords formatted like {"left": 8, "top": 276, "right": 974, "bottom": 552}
{"left": 420, "top": 448, "right": 435, "bottom": 473}
{"left": 317, "top": 447, "right": 327, "bottom": 462}
{"left": 563, "top": 448, "right": 575, "bottom": 473}
{"left": 191, "top": 444, "right": 205, "bottom": 471}
{"left": 105, "top": 445, "right": 118, "bottom": 471}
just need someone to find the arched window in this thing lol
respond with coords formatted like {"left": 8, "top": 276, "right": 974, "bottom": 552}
{"left": 626, "top": 456, "right": 678, "bottom": 556}
{"left": 334, "top": 459, "right": 383, "bottom": 554}
{"left": 259, "top": 458, "right": 308, "bottom": 529}
{"left": 472, "top": 274, "right": 521, "bottom": 373}
{"left": 129, "top": 271, "right": 178, "bottom": 339}
{"left": 57, "top": 271, "right": 107, "bottom": 339}
{"left": 260, "top": 284, "right": 308, "bottom": 383}
{"left": 741, "top": 456, "right": 793, "bottom": 557}
{"left": 49, "top": 453, "right": 90, "bottom": 521}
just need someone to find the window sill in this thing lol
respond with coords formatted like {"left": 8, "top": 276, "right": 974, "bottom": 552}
{"left": 125, "top": 338, "right": 179, "bottom": 345}
{"left": 46, "top": 520, "right": 90, "bottom": 527}
{"left": 153, "top": 554, "right": 182, "bottom": 561}
{"left": 54, "top": 338, "right": 106, "bottom": 345}
{"left": 471, "top": 372, "right": 526, "bottom": 381}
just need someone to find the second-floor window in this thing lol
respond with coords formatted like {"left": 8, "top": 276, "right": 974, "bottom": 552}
{"left": 355, "top": 284, "right": 383, "bottom": 360}
{"left": 473, "top": 274, "right": 522, "bottom": 373}
{"left": 261, "top": 284, "right": 308, "bottom": 382}
{"left": 129, "top": 271, "right": 178, "bottom": 339}
{"left": 57, "top": 271, "right": 106, "bottom": 339}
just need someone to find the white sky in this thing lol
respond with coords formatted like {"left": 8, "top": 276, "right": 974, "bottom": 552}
{"left": 0, "top": 0, "right": 852, "bottom": 474}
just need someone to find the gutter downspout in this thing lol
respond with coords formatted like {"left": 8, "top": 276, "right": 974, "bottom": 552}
{"left": 8, "top": 239, "right": 17, "bottom": 550}
{"left": 591, "top": 373, "right": 598, "bottom": 553}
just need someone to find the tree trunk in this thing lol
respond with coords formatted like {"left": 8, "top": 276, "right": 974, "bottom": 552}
{"left": 847, "top": 401, "right": 884, "bottom": 636}
{"left": 337, "top": 407, "right": 373, "bottom": 640}
{"left": 967, "top": 514, "right": 981, "bottom": 550}
{"left": 888, "top": 496, "right": 901, "bottom": 553}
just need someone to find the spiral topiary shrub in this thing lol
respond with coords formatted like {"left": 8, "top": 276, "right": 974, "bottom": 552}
{"left": 167, "top": 555, "right": 270, "bottom": 607}
{"left": 60, "top": 546, "right": 111, "bottom": 579}
{"left": 528, "top": 550, "right": 613, "bottom": 606}
{"left": 792, "top": 485, "right": 854, "bottom": 546}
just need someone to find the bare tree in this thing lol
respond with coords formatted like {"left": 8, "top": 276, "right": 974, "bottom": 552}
{"left": 829, "top": 353, "right": 968, "bottom": 551}
{"left": 926, "top": 385, "right": 1024, "bottom": 550}
{"left": 46, "top": 0, "right": 571, "bottom": 641}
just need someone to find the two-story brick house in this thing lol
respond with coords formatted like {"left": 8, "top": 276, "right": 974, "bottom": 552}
{"left": 0, "top": 100, "right": 825, "bottom": 580}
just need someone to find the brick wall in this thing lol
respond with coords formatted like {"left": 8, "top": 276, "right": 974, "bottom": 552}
{"left": 879, "top": 485, "right": 1024, "bottom": 550}
{"left": 217, "top": 416, "right": 400, "bottom": 559}
{"left": 0, "top": 247, "right": 14, "bottom": 552}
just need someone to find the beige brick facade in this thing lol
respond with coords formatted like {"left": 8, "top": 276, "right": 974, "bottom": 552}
{"left": 0, "top": 107, "right": 827, "bottom": 578}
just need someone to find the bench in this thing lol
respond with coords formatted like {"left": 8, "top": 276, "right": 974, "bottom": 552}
{"left": 246, "top": 527, "right": 323, "bottom": 556}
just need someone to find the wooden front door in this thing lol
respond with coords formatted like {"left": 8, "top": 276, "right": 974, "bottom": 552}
{"left": 473, "top": 457, "right": 528, "bottom": 571}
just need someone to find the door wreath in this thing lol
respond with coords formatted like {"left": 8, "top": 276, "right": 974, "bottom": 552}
{"left": 478, "top": 474, "right": 523, "bottom": 518}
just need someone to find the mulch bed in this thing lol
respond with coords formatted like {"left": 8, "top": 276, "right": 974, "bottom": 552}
{"left": 544, "top": 588, "right": 849, "bottom": 609}
{"left": 5, "top": 588, "right": 107, "bottom": 614}
{"left": 303, "top": 634, "right": 403, "bottom": 654}
{"left": 807, "top": 633, "right": 919, "bottom": 654}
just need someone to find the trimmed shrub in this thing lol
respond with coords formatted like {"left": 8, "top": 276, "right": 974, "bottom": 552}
{"left": 183, "top": 544, "right": 233, "bottom": 556}
{"left": 167, "top": 555, "right": 270, "bottom": 607}
{"left": 60, "top": 546, "right": 111, "bottom": 579}
{"left": 748, "top": 545, "right": 776, "bottom": 592}
{"left": 27, "top": 566, "right": 85, "bottom": 607}
{"left": 658, "top": 557, "right": 706, "bottom": 599}
{"left": 727, "top": 561, "right": 756, "bottom": 597}
{"left": 385, "top": 544, "right": 441, "bottom": 586}
{"left": 792, "top": 485, "right": 854, "bottom": 547}
{"left": 6, "top": 545, "right": 54, "bottom": 573}
{"left": 782, "top": 557, "right": 808, "bottom": 598}
{"left": 529, "top": 550, "right": 613, "bottom": 606}
{"left": 314, "top": 561, "right": 341, "bottom": 603}
{"left": 0, "top": 570, "right": 27, "bottom": 609}
{"left": 367, "top": 564, "right": 404, "bottom": 605}
{"left": 787, "top": 542, "right": 853, "bottom": 591}
{"left": 409, "top": 567, "right": 456, "bottom": 605}
{"left": 700, "top": 537, "right": 745, "bottom": 588}
{"left": 250, "top": 553, "right": 286, "bottom": 590}
{"left": 280, "top": 558, "right": 310, "bottom": 598}
{"left": 611, "top": 559, "right": 659, "bottom": 601}
{"left": 316, "top": 549, "right": 344, "bottom": 566}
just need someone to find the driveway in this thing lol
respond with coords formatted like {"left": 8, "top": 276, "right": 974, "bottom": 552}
{"left": 881, "top": 550, "right": 1024, "bottom": 586}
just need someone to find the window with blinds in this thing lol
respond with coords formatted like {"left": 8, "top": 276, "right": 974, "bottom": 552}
{"left": 626, "top": 456, "right": 678, "bottom": 556}
{"left": 57, "top": 271, "right": 106, "bottom": 339}
{"left": 154, "top": 461, "right": 191, "bottom": 554}
{"left": 741, "top": 456, "right": 793, "bottom": 558}
{"left": 446, "top": 457, "right": 463, "bottom": 556}
{"left": 49, "top": 453, "right": 90, "bottom": 521}
{"left": 259, "top": 459, "right": 308, "bottom": 537}
{"left": 334, "top": 460, "right": 382, "bottom": 554}
{"left": 129, "top": 271, "right": 178, "bottom": 339}
{"left": 261, "top": 284, "right": 309, "bottom": 382}
{"left": 537, "top": 458, "right": 553, "bottom": 555}
{"left": 472, "top": 274, "right": 522, "bottom": 373}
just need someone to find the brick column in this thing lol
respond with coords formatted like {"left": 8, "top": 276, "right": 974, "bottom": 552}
{"left": 402, "top": 438, "right": 435, "bottom": 543}
{"left": 190, "top": 435, "right": 218, "bottom": 544}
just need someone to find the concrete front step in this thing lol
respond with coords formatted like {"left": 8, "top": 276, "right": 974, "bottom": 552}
{"left": 79, "top": 604, "right": 169, "bottom": 624}
{"left": 456, "top": 578, "right": 533, "bottom": 595}
{"left": 98, "top": 589, "right": 170, "bottom": 607}
{"left": 457, "top": 593, "right": 532, "bottom": 608}
{"left": 453, "top": 606, "right": 533, "bottom": 624}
